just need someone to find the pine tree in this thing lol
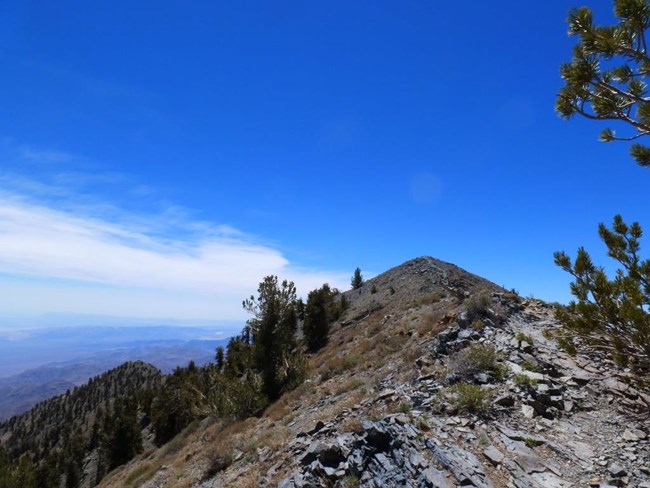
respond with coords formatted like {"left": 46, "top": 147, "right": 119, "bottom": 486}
{"left": 556, "top": 0, "right": 650, "bottom": 166}
{"left": 105, "top": 398, "right": 142, "bottom": 469}
{"left": 554, "top": 215, "right": 650, "bottom": 372}
{"left": 243, "top": 276, "right": 301, "bottom": 400}
{"left": 351, "top": 267, "right": 363, "bottom": 289}
{"left": 223, "top": 336, "right": 251, "bottom": 378}
{"left": 555, "top": 1, "right": 650, "bottom": 374}
{"left": 302, "top": 284, "right": 334, "bottom": 352}
{"left": 215, "top": 346, "right": 225, "bottom": 370}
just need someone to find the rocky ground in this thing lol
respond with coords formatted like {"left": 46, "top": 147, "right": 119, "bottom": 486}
{"left": 272, "top": 298, "right": 650, "bottom": 488}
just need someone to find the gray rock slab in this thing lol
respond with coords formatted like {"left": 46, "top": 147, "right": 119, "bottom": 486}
{"left": 514, "top": 454, "right": 546, "bottom": 474}
{"left": 421, "top": 467, "right": 451, "bottom": 488}
{"left": 483, "top": 445, "right": 505, "bottom": 466}
{"left": 531, "top": 471, "right": 572, "bottom": 488}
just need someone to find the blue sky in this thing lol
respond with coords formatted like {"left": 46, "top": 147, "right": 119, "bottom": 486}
{"left": 0, "top": 0, "right": 647, "bottom": 328}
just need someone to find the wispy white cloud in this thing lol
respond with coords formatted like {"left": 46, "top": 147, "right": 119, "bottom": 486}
{"left": 0, "top": 194, "right": 348, "bottom": 323}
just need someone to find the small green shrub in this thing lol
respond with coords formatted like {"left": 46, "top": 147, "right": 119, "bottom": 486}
{"left": 343, "top": 475, "right": 360, "bottom": 487}
{"left": 557, "top": 335, "right": 577, "bottom": 355}
{"left": 492, "top": 364, "right": 510, "bottom": 381}
{"left": 450, "top": 383, "right": 492, "bottom": 414}
{"left": 465, "top": 293, "right": 492, "bottom": 321}
{"left": 524, "top": 437, "right": 543, "bottom": 449}
{"left": 513, "top": 373, "right": 538, "bottom": 390}
{"left": 161, "top": 435, "right": 186, "bottom": 457}
{"left": 370, "top": 285, "right": 378, "bottom": 294}
{"left": 520, "top": 360, "right": 540, "bottom": 372}
{"left": 417, "top": 417, "right": 430, "bottom": 431}
{"left": 449, "top": 344, "right": 502, "bottom": 381}
{"left": 503, "top": 291, "right": 521, "bottom": 303}
{"left": 124, "top": 462, "right": 157, "bottom": 487}
{"left": 321, "top": 354, "right": 363, "bottom": 380}
{"left": 398, "top": 402, "right": 412, "bottom": 414}
{"left": 472, "top": 320, "right": 486, "bottom": 330}
{"left": 515, "top": 332, "right": 534, "bottom": 344}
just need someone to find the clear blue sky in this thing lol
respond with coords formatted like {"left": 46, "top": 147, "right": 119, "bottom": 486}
{"left": 0, "top": 0, "right": 647, "bottom": 327}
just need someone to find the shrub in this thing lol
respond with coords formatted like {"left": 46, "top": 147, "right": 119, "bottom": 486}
{"left": 450, "top": 383, "right": 492, "bottom": 414}
{"left": 465, "top": 293, "right": 492, "bottom": 322}
{"left": 520, "top": 360, "right": 540, "bottom": 372}
{"left": 448, "top": 344, "right": 500, "bottom": 381}
{"left": 398, "top": 402, "right": 412, "bottom": 414}
{"left": 513, "top": 373, "right": 538, "bottom": 390}
{"left": 524, "top": 437, "right": 542, "bottom": 449}
{"left": 203, "top": 449, "right": 233, "bottom": 480}
{"left": 472, "top": 320, "right": 486, "bottom": 331}
{"left": 515, "top": 332, "right": 534, "bottom": 344}
{"left": 343, "top": 475, "right": 360, "bottom": 487}
{"left": 321, "top": 354, "right": 363, "bottom": 380}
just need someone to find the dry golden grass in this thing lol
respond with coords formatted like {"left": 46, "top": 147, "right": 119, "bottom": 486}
{"left": 334, "top": 377, "right": 366, "bottom": 396}
{"left": 338, "top": 416, "right": 364, "bottom": 434}
{"left": 408, "top": 289, "right": 447, "bottom": 309}
{"left": 256, "top": 426, "right": 291, "bottom": 451}
{"left": 319, "top": 353, "right": 365, "bottom": 380}
{"left": 364, "top": 315, "right": 383, "bottom": 338}
{"left": 123, "top": 462, "right": 158, "bottom": 487}
{"left": 232, "top": 465, "right": 263, "bottom": 488}
{"left": 265, "top": 397, "right": 290, "bottom": 421}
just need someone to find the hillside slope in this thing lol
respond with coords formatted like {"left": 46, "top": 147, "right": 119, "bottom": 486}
{"left": 0, "top": 361, "right": 163, "bottom": 487}
{"left": 95, "top": 256, "right": 650, "bottom": 488}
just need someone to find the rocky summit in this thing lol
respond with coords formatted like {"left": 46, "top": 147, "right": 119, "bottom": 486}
{"left": 15, "top": 257, "right": 650, "bottom": 488}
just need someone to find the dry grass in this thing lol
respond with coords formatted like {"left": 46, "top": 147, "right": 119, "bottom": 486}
{"left": 320, "top": 353, "right": 365, "bottom": 380}
{"left": 244, "top": 425, "right": 292, "bottom": 455}
{"left": 265, "top": 397, "right": 290, "bottom": 421}
{"left": 365, "top": 317, "right": 383, "bottom": 338}
{"left": 334, "top": 377, "right": 366, "bottom": 396}
{"left": 202, "top": 448, "right": 234, "bottom": 480}
{"left": 339, "top": 416, "right": 364, "bottom": 434}
{"left": 415, "top": 309, "right": 447, "bottom": 336}
{"left": 233, "top": 465, "right": 263, "bottom": 488}
{"left": 410, "top": 290, "right": 447, "bottom": 308}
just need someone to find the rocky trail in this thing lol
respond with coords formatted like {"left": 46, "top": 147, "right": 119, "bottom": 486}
{"left": 272, "top": 299, "right": 650, "bottom": 488}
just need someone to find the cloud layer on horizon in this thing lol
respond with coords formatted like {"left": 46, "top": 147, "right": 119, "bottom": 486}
{"left": 0, "top": 193, "right": 348, "bottom": 324}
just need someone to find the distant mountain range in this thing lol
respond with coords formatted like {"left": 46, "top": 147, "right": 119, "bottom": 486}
{"left": 0, "top": 325, "right": 232, "bottom": 419}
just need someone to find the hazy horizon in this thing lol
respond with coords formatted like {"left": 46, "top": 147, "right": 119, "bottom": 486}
{"left": 0, "top": 323, "right": 234, "bottom": 377}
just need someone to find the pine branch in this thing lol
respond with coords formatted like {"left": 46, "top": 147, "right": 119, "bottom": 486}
{"left": 611, "top": 131, "right": 649, "bottom": 141}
